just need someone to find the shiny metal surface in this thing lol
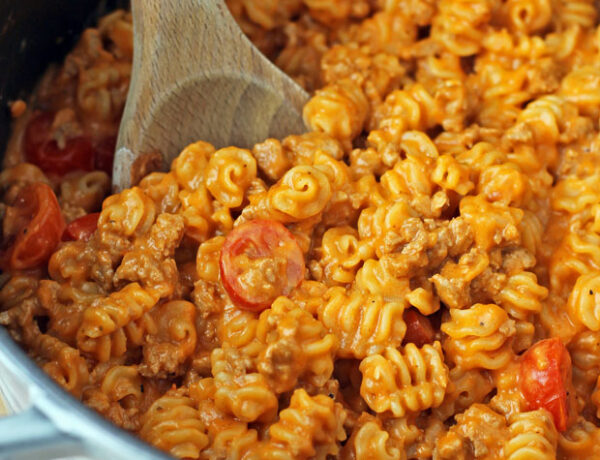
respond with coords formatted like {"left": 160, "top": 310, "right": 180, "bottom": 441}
{"left": 0, "top": 327, "right": 170, "bottom": 460}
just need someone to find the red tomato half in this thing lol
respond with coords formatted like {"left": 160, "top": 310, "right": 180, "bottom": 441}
{"left": 94, "top": 135, "right": 116, "bottom": 175}
{"left": 403, "top": 309, "right": 435, "bottom": 347}
{"left": 219, "top": 219, "right": 305, "bottom": 311}
{"left": 24, "top": 111, "right": 95, "bottom": 176}
{"left": 1, "top": 183, "right": 65, "bottom": 270}
{"left": 520, "top": 338, "right": 572, "bottom": 431}
{"left": 62, "top": 213, "right": 100, "bottom": 242}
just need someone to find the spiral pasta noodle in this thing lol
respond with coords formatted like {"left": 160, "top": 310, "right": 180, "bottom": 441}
{"left": 368, "top": 85, "right": 442, "bottom": 156}
{"left": 318, "top": 286, "right": 406, "bottom": 358}
{"left": 505, "top": 409, "right": 558, "bottom": 460}
{"left": 83, "top": 365, "right": 144, "bottom": 430}
{"left": 431, "top": 0, "right": 492, "bottom": 56}
{"left": 261, "top": 388, "right": 347, "bottom": 459}
{"left": 359, "top": 342, "right": 449, "bottom": 417}
{"left": 211, "top": 345, "right": 279, "bottom": 423}
{"left": 205, "top": 147, "right": 257, "bottom": 208}
{"left": 315, "top": 226, "right": 375, "bottom": 285}
{"left": 77, "top": 283, "right": 157, "bottom": 341}
{"left": 33, "top": 333, "right": 90, "bottom": 398}
{"left": 341, "top": 416, "right": 402, "bottom": 460}
{"left": 303, "top": 78, "right": 369, "bottom": 144}
{"left": 76, "top": 284, "right": 158, "bottom": 362}
{"left": 255, "top": 296, "right": 338, "bottom": 391}
{"left": 442, "top": 304, "right": 516, "bottom": 370}
{"left": 268, "top": 165, "right": 332, "bottom": 220}
{"left": 140, "top": 392, "right": 209, "bottom": 459}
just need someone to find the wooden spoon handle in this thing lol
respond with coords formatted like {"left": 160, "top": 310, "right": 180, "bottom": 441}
{"left": 131, "top": 0, "right": 244, "bottom": 76}
{"left": 113, "top": 0, "right": 308, "bottom": 191}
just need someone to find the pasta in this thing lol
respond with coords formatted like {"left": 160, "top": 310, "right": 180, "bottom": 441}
{"left": 342, "top": 415, "right": 403, "bottom": 460}
{"left": 140, "top": 391, "right": 209, "bottom": 458}
{"left": 255, "top": 388, "right": 347, "bottom": 458}
{"left": 318, "top": 286, "right": 406, "bottom": 358}
{"left": 504, "top": 409, "right": 558, "bottom": 460}
{"left": 205, "top": 147, "right": 257, "bottom": 208}
{"left": 442, "top": 304, "right": 516, "bottom": 370}
{"left": 1, "top": 1, "right": 600, "bottom": 458}
{"left": 359, "top": 342, "right": 448, "bottom": 417}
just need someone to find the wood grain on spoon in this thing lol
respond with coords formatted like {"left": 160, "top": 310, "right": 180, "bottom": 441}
{"left": 113, "top": 0, "right": 309, "bottom": 191}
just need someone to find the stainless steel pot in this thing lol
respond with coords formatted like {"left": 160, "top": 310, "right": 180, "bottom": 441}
{"left": 0, "top": 1, "right": 169, "bottom": 458}
{"left": 0, "top": 328, "right": 170, "bottom": 459}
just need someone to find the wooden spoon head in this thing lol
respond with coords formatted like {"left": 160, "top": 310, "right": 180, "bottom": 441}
{"left": 114, "top": 74, "right": 308, "bottom": 191}
{"left": 113, "top": 0, "right": 309, "bottom": 191}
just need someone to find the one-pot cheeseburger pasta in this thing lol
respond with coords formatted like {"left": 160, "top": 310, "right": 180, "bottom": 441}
{"left": 2, "top": 2, "right": 600, "bottom": 459}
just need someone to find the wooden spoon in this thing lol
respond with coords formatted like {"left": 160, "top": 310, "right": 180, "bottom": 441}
{"left": 113, "top": 0, "right": 309, "bottom": 191}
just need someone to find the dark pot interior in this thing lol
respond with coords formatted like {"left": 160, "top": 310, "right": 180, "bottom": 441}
{"left": 0, "top": 0, "right": 129, "bottom": 154}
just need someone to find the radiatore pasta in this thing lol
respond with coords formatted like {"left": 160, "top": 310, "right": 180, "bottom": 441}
{"left": 1, "top": 0, "right": 600, "bottom": 459}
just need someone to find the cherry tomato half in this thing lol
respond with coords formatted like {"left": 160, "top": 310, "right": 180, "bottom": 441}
{"left": 1, "top": 182, "right": 65, "bottom": 270}
{"left": 402, "top": 309, "right": 435, "bottom": 347}
{"left": 62, "top": 212, "right": 100, "bottom": 242}
{"left": 24, "top": 111, "right": 94, "bottom": 176}
{"left": 94, "top": 135, "right": 116, "bottom": 175}
{"left": 520, "top": 338, "right": 572, "bottom": 431}
{"left": 219, "top": 219, "right": 305, "bottom": 311}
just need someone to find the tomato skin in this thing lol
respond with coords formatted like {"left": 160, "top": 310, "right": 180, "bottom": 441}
{"left": 94, "top": 135, "right": 116, "bottom": 175}
{"left": 520, "top": 338, "right": 572, "bottom": 432}
{"left": 402, "top": 309, "right": 435, "bottom": 347}
{"left": 219, "top": 219, "right": 305, "bottom": 311}
{"left": 24, "top": 111, "right": 95, "bottom": 176}
{"left": 62, "top": 213, "right": 100, "bottom": 242}
{"left": 1, "top": 183, "right": 65, "bottom": 270}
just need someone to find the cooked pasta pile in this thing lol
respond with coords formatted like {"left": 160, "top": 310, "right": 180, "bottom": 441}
{"left": 1, "top": 1, "right": 600, "bottom": 459}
